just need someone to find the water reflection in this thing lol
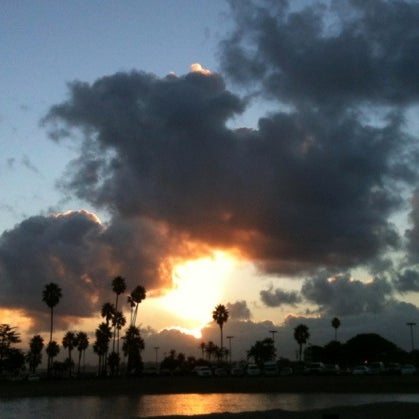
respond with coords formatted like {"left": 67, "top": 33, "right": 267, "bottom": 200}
{"left": 1, "top": 393, "right": 419, "bottom": 418}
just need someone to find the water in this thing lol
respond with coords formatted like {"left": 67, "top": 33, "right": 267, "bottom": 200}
{"left": 1, "top": 393, "right": 419, "bottom": 418}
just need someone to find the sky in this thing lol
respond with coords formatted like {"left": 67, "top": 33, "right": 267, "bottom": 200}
{"left": 2, "top": 0, "right": 419, "bottom": 363}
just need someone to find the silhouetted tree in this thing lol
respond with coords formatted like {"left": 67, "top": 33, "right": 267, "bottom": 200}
{"left": 46, "top": 340, "right": 60, "bottom": 372}
{"left": 247, "top": 338, "right": 276, "bottom": 366}
{"left": 75, "top": 331, "right": 89, "bottom": 376}
{"left": 42, "top": 283, "right": 62, "bottom": 345}
{"left": 199, "top": 342, "right": 206, "bottom": 358}
{"left": 0, "top": 324, "right": 22, "bottom": 374}
{"left": 62, "top": 331, "right": 77, "bottom": 376}
{"left": 0, "top": 324, "right": 21, "bottom": 362}
{"left": 332, "top": 317, "right": 341, "bottom": 341}
{"left": 212, "top": 304, "right": 229, "bottom": 355}
{"left": 26, "top": 334, "right": 44, "bottom": 374}
{"left": 93, "top": 322, "right": 112, "bottom": 375}
{"left": 294, "top": 324, "right": 310, "bottom": 361}
{"left": 122, "top": 325, "right": 144, "bottom": 375}
{"left": 101, "top": 302, "right": 116, "bottom": 327}
{"left": 112, "top": 310, "right": 126, "bottom": 355}
{"left": 344, "top": 333, "right": 400, "bottom": 364}
{"left": 112, "top": 276, "right": 126, "bottom": 351}
{"left": 128, "top": 285, "right": 146, "bottom": 327}
{"left": 205, "top": 341, "right": 217, "bottom": 361}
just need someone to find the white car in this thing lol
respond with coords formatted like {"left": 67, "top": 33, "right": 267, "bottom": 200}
{"left": 352, "top": 365, "right": 370, "bottom": 375}
{"left": 246, "top": 363, "right": 261, "bottom": 376}
{"left": 193, "top": 366, "right": 212, "bottom": 377}
{"left": 400, "top": 364, "right": 416, "bottom": 375}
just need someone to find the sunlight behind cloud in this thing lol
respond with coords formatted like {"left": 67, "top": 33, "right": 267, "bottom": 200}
{"left": 156, "top": 251, "right": 235, "bottom": 337}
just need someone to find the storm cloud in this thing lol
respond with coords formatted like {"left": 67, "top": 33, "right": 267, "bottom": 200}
{"left": 3, "top": 0, "right": 419, "bottom": 336}
{"left": 301, "top": 272, "right": 394, "bottom": 316}
{"left": 260, "top": 286, "right": 301, "bottom": 307}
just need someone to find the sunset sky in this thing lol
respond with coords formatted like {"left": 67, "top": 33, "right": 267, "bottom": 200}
{"left": 2, "top": 0, "right": 419, "bottom": 362}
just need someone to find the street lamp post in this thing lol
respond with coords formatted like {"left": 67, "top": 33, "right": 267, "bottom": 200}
{"left": 406, "top": 322, "right": 416, "bottom": 351}
{"left": 227, "top": 336, "right": 234, "bottom": 365}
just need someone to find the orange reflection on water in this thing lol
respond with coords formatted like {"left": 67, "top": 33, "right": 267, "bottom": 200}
{"left": 139, "top": 393, "right": 238, "bottom": 417}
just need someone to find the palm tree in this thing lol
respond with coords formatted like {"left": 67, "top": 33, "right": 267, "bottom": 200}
{"left": 112, "top": 311, "right": 126, "bottom": 354}
{"left": 112, "top": 276, "right": 126, "bottom": 351}
{"left": 128, "top": 285, "right": 146, "bottom": 327}
{"left": 93, "top": 322, "right": 112, "bottom": 375}
{"left": 42, "top": 283, "right": 62, "bottom": 344}
{"left": 62, "top": 331, "right": 77, "bottom": 376}
{"left": 45, "top": 340, "right": 60, "bottom": 372}
{"left": 122, "top": 325, "right": 145, "bottom": 375}
{"left": 212, "top": 304, "right": 229, "bottom": 354}
{"left": 101, "top": 302, "right": 116, "bottom": 327}
{"left": 332, "top": 317, "right": 341, "bottom": 341}
{"left": 74, "top": 331, "right": 89, "bottom": 376}
{"left": 26, "top": 334, "right": 44, "bottom": 374}
{"left": 294, "top": 324, "right": 310, "bottom": 362}
{"left": 199, "top": 342, "right": 206, "bottom": 359}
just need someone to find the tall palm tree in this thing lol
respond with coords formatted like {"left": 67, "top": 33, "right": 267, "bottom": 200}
{"left": 332, "top": 317, "right": 341, "bottom": 341}
{"left": 212, "top": 304, "right": 229, "bottom": 354}
{"left": 294, "top": 324, "right": 310, "bottom": 362}
{"left": 122, "top": 325, "right": 144, "bottom": 375}
{"left": 75, "top": 331, "right": 89, "bottom": 376}
{"left": 112, "top": 276, "right": 126, "bottom": 351}
{"left": 128, "top": 285, "right": 146, "bottom": 327}
{"left": 101, "top": 302, "right": 116, "bottom": 326}
{"left": 112, "top": 311, "right": 126, "bottom": 354}
{"left": 42, "top": 283, "right": 62, "bottom": 344}
{"left": 45, "top": 340, "right": 60, "bottom": 372}
{"left": 26, "top": 334, "right": 44, "bottom": 374}
{"left": 62, "top": 331, "right": 76, "bottom": 376}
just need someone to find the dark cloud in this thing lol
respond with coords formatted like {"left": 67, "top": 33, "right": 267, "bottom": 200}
{"left": 227, "top": 300, "right": 252, "bottom": 320}
{"left": 0, "top": 210, "right": 188, "bottom": 332}
{"left": 11, "top": 0, "right": 418, "bottom": 336}
{"left": 301, "top": 271, "right": 394, "bottom": 316}
{"left": 222, "top": 0, "right": 419, "bottom": 108}
{"left": 260, "top": 285, "right": 301, "bottom": 307}
{"left": 42, "top": 65, "right": 414, "bottom": 276}
{"left": 395, "top": 269, "right": 419, "bottom": 293}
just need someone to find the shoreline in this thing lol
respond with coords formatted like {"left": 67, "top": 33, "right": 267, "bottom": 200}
{"left": 149, "top": 402, "right": 419, "bottom": 419}
{"left": 2, "top": 375, "right": 419, "bottom": 398}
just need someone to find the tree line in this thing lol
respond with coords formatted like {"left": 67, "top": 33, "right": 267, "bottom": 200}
{"left": 0, "top": 277, "right": 147, "bottom": 377}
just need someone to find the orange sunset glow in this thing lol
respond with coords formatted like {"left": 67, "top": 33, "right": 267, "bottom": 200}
{"left": 154, "top": 251, "right": 236, "bottom": 338}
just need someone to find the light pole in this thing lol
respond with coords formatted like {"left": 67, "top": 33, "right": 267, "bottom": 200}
{"left": 154, "top": 346, "right": 160, "bottom": 368}
{"left": 406, "top": 322, "right": 416, "bottom": 351}
{"left": 227, "top": 336, "right": 234, "bottom": 365}
{"left": 270, "top": 330, "right": 277, "bottom": 359}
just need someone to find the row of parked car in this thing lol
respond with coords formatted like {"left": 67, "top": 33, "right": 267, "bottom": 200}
{"left": 303, "top": 361, "right": 417, "bottom": 376}
{"left": 193, "top": 362, "right": 293, "bottom": 377}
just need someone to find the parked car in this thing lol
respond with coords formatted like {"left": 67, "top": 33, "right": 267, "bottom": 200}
{"left": 246, "top": 363, "right": 261, "bottom": 376}
{"left": 323, "top": 364, "right": 340, "bottom": 375}
{"left": 400, "top": 364, "right": 416, "bottom": 375}
{"left": 352, "top": 365, "right": 370, "bottom": 375}
{"left": 303, "top": 362, "right": 325, "bottom": 375}
{"left": 230, "top": 365, "right": 245, "bottom": 376}
{"left": 368, "top": 362, "right": 385, "bottom": 375}
{"left": 263, "top": 361, "right": 278, "bottom": 376}
{"left": 214, "top": 367, "right": 228, "bottom": 377}
{"left": 194, "top": 366, "right": 212, "bottom": 377}
{"left": 279, "top": 367, "right": 293, "bottom": 376}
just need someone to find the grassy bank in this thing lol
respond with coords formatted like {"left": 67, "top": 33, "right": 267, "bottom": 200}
{"left": 2, "top": 375, "right": 419, "bottom": 398}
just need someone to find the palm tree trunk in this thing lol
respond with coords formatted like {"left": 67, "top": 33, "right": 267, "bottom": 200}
{"left": 50, "top": 307, "right": 54, "bottom": 343}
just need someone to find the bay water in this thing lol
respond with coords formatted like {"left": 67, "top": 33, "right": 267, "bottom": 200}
{"left": 1, "top": 392, "right": 419, "bottom": 418}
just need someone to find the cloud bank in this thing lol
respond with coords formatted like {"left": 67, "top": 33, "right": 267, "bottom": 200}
{"left": 2, "top": 0, "right": 419, "bottom": 340}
